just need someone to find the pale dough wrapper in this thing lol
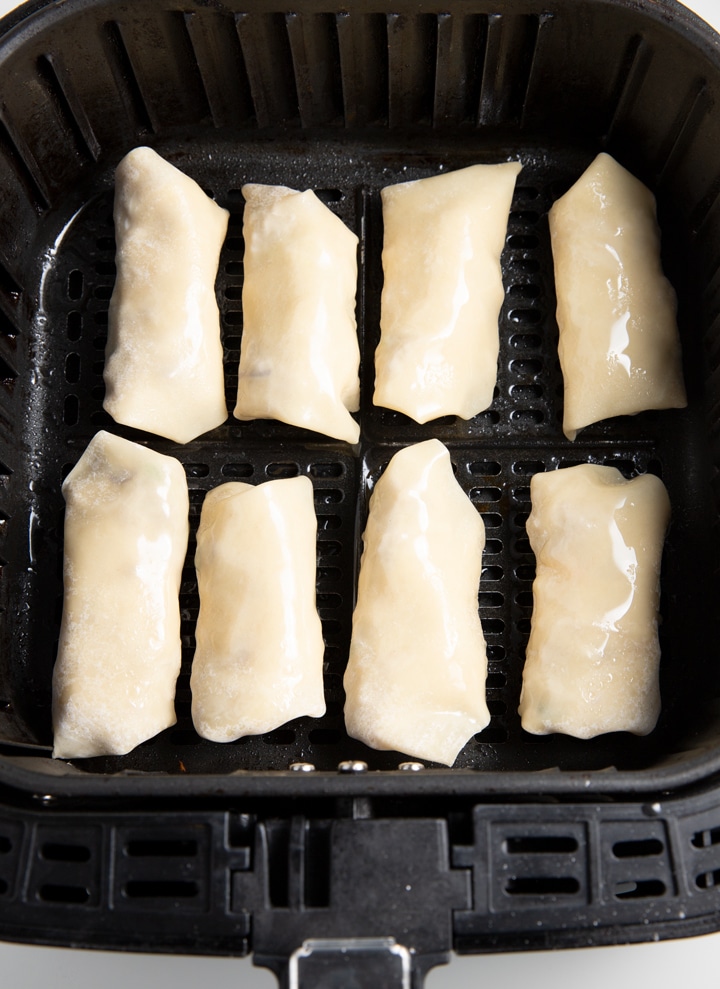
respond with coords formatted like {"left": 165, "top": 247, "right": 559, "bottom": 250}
{"left": 191, "top": 476, "right": 326, "bottom": 742}
{"left": 373, "top": 161, "right": 522, "bottom": 424}
{"left": 344, "top": 439, "right": 490, "bottom": 766}
{"left": 549, "top": 152, "right": 687, "bottom": 441}
{"left": 52, "top": 431, "right": 189, "bottom": 759}
{"left": 519, "top": 464, "right": 671, "bottom": 739}
{"left": 104, "top": 146, "right": 229, "bottom": 444}
{"left": 233, "top": 184, "right": 360, "bottom": 445}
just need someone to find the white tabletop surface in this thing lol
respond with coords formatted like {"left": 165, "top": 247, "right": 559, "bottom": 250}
{"left": 0, "top": 0, "right": 719, "bottom": 985}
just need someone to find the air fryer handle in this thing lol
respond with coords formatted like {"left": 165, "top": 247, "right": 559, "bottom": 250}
{"left": 242, "top": 816, "right": 469, "bottom": 989}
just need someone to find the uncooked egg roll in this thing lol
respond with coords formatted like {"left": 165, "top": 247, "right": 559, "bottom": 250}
{"left": 549, "top": 152, "right": 686, "bottom": 440}
{"left": 234, "top": 184, "right": 360, "bottom": 444}
{"left": 52, "top": 430, "right": 189, "bottom": 758}
{"left": 373, "top": 161, "right": 521, "bottom": 423}
{"left": 519, "top": 463, "right": 670, "bottom": 738}
{"left": 344, "top": 439, "right": 490, "bottom": 766}
{"left": 191, "top": 476, "right": 326, "bottom": 742}
{"left": 104, "top": 146, "right": 229, "bottom": 444}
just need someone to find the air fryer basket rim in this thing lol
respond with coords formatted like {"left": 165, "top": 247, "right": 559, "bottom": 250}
{"left": 4, "top": 0, "right": 720, "bottom": 978}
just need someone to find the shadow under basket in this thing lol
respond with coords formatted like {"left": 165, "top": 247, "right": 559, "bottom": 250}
{"left": 1, "top": 0, "right": 720, "bottom": 984}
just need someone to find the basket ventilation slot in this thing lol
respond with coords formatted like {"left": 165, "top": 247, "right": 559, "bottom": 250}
{"left": 124, "top": 880, "right": 199, "bottom": 898}
{"left": 601, "top": 822, "right": 672, "bottom": 902}
{"left": 0, "top": 355, "right": 16, "bottom": 392}
{"left": 490, "top": 822, "right": 589, "bottom": 910}
{"left": 113, "top": 826, "right": 209, "bottom": 910}
{"left": 688, "top": 819, "right": 720, "bottom": 892}
{"left": 104, "top": 21, "right": 155, "bottom": 134}
{"left": 658, "top": 78, "right": 709, "bottom": 188}
{"left": 0, "top": 263, "right": 21, "bottom": 324}
{"left": 692, "top": 826, "right": 720, "bottom": 848}
{"left": 0, "top": 115, "right": 49, "bottom": 210}
{"left": 336, "top": 12, "right": 388, "bottom": 127}
{"left": 125, "top": 839, "right": 198, "bottom": 857}
{"left": 506, "top": 876, "right": 580, "bottom": 895}
{"left": 27, "top": 826, "right": 101, "bottom": 908}
{"left": 36, "top": 54, "right": 101, "bottom": 162}
{"left": 505, "top": 836, "right": 578, "bottom": 854}
{"left": 612, "top": 838, "right": 664, "bottom": 858}
{"left": 614, "top": 879, "right": 667, "bottom": 899}
{"left": 0, "top": 314, "right": 16, "bottom": 346}
{"left": 286, "top": 12, "right": 343, "bottom": 128}
{"left": 221, "top": 462, "right": 254, "bottom": 478}
{"left": 604, "top": 34, "right": 653, "bottom": 145}
{"left": 39, "top": 883, "right": 90, "bottom": 904}
{"left": 696, "top": 869, "right": 720, "bottom": 890}
{"left": 106, "top": 13, "right": 212, "bottom": 134}
{"left": 184, "top": 12, "right": 253, "bottom": 129}
{"left": 235, "top": 12, "right": 298, "bottom": 128}
{"left": 479, "top": 13, "right": 540, "bottom": 126}
{"left": 433, "top": 12, "right": 486, "bottom": 127}
{"left": 387, "top": 13, "right": 437, "bottom": 127}
{"left": 41, "top": 842, "right": 91, "bottom": 863}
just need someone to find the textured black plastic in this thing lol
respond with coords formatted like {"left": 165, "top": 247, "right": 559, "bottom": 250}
{"left": 2, "top": 0, "right": 720, "bottom": 976}
{"left": 4, "top": 784, "right": 720, "bottom": 975}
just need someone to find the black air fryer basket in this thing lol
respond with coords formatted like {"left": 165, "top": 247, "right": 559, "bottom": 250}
{"left": 1, "top": 0, "right": 720, "bottom": 984}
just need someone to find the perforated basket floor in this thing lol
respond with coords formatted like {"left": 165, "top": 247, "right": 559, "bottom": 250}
{"left": 0, "top": 139, "right": 707, "bottom": 780}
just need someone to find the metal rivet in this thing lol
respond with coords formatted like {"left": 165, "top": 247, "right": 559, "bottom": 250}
{"left": 642, "top": 801, "right": 663, "bottom": 817}
{"left": 338, "top": 760, "right": 368, "bottom": 774}
{"left": 399, "top": 762, "right": 424, "bottom": 772}
{"left": 289, "top": 762, "right": 315, "bottom": 773}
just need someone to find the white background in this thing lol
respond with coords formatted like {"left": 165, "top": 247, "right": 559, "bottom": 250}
{"left": 0, "top": 0, "right": 719, "bottom": 985}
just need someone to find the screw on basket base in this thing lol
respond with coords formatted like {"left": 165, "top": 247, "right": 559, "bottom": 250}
{"left": 33, "top": 794, "right": 56, "bottom": 805}
{"left": 289, "top": 762, "right": 316, "bottom": 772}
{"left": 338, "top": 760, "right": 368, "bottom": 773}
{"left": 398, "top": 762, "right": 424, "bottom": 771}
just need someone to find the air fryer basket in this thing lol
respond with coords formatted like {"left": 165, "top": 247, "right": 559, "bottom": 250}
{"left": 1, "top": 0, "right": 720, "bottom": 984}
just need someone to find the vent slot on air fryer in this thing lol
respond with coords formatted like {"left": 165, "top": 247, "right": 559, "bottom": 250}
{"left": 28, "top": 825, "right": 101, "bottom": 909}
{"left": 682, "top": 808, "right": 720, "bottom": 894}
{"left": 600, "top": 821, "right": 674, "bottom": 903}
{"left": 490, "top": 820, "right": 589, "bottom": 911}
{"left": 113, "top": 824, "right": 210, "bottom": 911}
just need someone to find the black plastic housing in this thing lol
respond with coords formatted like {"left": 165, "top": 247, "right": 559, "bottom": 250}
{"left": 1, "top": 0, "right": 720, "bottom": 984}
